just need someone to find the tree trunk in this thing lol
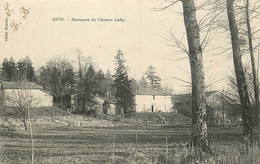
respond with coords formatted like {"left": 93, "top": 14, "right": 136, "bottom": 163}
{"left": 226, "top": 0, "right": 253, "bottom": 150}
{"left": 182, "top": 0, "right": 210, "bottom": 153}
{"left": 61, "top": 90, "right": 64, "bottom": 110}
{"left": 246, "top": 0, "right": 259, "bottom": 138}
{"left": 23, "top": 115, "right": 28, "bottom": 130}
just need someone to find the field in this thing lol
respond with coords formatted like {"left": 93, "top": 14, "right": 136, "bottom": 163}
{"left": 1, "top": 124, "right": 255, "bottom": 164}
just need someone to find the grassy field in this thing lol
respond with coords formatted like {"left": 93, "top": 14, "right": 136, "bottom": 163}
{"left": 0, "top": 106, "right": 71, "bottom": 118}
{"left": 122, "top": 112, "right": 191, "bottom": 126}
{"left": 0, "top": 107, "right": 259, "bottom": 163}
{"left": 1, "top": 124, "right": 254, "bottom": 164}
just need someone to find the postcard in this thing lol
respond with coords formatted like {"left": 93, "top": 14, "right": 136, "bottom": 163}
{"left": 1, "top": 0, "right": 259, "bottom": 163}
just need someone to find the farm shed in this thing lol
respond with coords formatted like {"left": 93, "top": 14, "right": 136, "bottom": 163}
{"left": 0, "top": 81, "right": 53, "bottom": 107}
{"left": 92, "top": 95, "right": 116, "bottom": 115}
{"left": 70, "top": 93, "right": 116, "bottom": 115}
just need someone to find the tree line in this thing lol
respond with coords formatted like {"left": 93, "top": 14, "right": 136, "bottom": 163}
{"left": 0, "top": 50, "right": 167, "bottom": 116}
{"left": 0, "top": 56, "right": 36, "bottom": 82}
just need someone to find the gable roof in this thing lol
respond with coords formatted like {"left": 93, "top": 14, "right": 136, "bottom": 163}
{"left": 1, "top": 81, "right": 43, "bottom": 90}
{"left": 93, "top": 94, "right": 116, "bottom": 104}
{"left": 135, "top": 89, "right": 171, "bottom": 96}
{"left": 173, "top": 90, "right": 235, "bottom": 104}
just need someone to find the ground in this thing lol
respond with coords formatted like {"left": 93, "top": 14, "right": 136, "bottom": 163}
{"left": 0, "top": 125, "right": 248, "bottom": 164}
{"left": 0, "top": 108, "right": 259, "bottom": 163}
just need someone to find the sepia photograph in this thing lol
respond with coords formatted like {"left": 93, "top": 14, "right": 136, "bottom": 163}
{"left": 0, "top": 0, "right": 260, "bottom": 163}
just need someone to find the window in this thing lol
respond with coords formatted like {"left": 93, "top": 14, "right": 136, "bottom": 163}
{"left": 163, "top": 105, "right": 166, "bottom": 111}
{"left": 142, "top": 104, "right": 146, "bottom": 111}
{"left": 153, "top": 95, "right": 155, "bottom": 100}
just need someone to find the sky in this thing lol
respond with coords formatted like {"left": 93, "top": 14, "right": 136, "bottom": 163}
{"left": 1, "top": 0, "right": 259, "bottom": 93}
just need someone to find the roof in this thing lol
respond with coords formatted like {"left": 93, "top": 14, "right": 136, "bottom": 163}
{"left": 135, "top": 89, "right": 171, "bottom": 96}
{"left": 40, "top": 89, "right": 53, "bottom": 95}
{"left": 173, "top": 91, "right": 218, "bottom": 103}
{"left": 173, "top": 90, "right": 234, "bottom": 103}
{"left": 93, "top": 94, "right": 116, "bottom": 104}
{"left": 1, "top": 81, "right": 43, "bottom": 90}
{"left": 174, "top": 91, "right": 218, "bottom": 98}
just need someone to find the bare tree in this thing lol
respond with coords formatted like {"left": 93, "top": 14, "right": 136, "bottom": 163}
{"left": 158, "top": 0, "right": 212, "bottom": 153}
{"left": 181, "top": 0, "right": 210, "bottom": 153}
{"left": 226, "top": 0, "right": 253, "bottom": 151}
{"left": 226, "top": 65, "right": 256, "bottom": 105}
{"left": 4, "top": 82, "right": 39, "bottom": 164}
{"left": 74, "top": 48, "right": 104, "bottom": 115}
{"left": 204, "top": 0, "right": 260, "bottom": 148}
{"left": 5, "top": 84, "right": 39, "bottom": 130}
{"left": 245, "top": 0, "right": 260, "bottom": 135}
{"left": 38, "top": 57, "right": 74, "bottom": 110}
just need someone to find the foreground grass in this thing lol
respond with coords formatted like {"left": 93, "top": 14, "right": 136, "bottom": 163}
{"left": 0, "top": 125, "right": 259, "bottom": 163}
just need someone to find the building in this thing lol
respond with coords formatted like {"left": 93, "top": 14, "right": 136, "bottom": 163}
{"left": 173, "top": 91, "right": 241, "bottom": 126}
{"left": 0, "top": 81, "right": 53, "bottom": 107}
{"left": 135, "top": 89, "right": 173, "bottom": 113}
{"left": 70, "top": 93, "right": 116, "bottom": 115}
{"left": 92, "top": 95, "right": 116, "bottom": 115}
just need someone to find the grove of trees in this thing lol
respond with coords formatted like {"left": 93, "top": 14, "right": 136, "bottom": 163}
{"left": 37, "top": 57, "right": 74, "bottom": 109}
{"left": 1, "top": 56, "right": 35, "bottom": 82}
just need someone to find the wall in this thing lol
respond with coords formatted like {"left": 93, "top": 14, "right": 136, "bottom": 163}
{"left": 135, "top": 95, "right": 172, "bottom": 113}
{"left": 108, "top": 104, "right": 116, "bottom": 115}
{"left": 4, "top": 89, "right": 53, "bottom": 107}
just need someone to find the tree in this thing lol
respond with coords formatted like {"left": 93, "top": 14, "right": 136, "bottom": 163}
{"left": 226, "top": 65, "right": 258, "bottom": 107}
{"left": 4, "top": 82, "right": 38, "bottom": 164}
{"left": 130, "top": 78, "right": 138, "bottom": 93}
{"left": 105, "top": 70, "right": 115, "bottom": 101}
{"left": 96, "top": 69, "right": 108, "bottom": 98}
{"left": 145, "top": 66, "right": 161, "bottom": 89}
{"left": 75, "top": 49, "right": 86, "bottom": 114}
{"left": 204, "top": 0, "right": 259, "bottom": 150}
{"left": 113, "top": 50, "right": 135, "bottom": 115}
{"left": 245, "top": 0, "right": 259, "bottom": 135}
{"left": 38, "top": 57, "right": 74, "bottom": 109}
{"left": 1, "top": 57, "right": 17, "bottom": 81}
{"left": 180, "top": 0, "right": 210, "bottom": 153}
{"left": 74, "top": 49, "right": 100, "bottom": 115}
{"left": 83, "top": 64, "right": 98, "bottom": 115}
{"left": 1, "top": 56, "right": 36, "bottom": 82}
{"left": 226, "top": 0, "right": 253, "bottom": 150}
{"left": 5, "top": 83, "right": 39, "bottom": 130}
{"left": 138, "top": 76, "right": 149, "bottom": 90}
{"left": 226, "top": 67, "right": 257, "bottom": 121}
{"left": 158, "top": 0, "right": 211, "bottom": 154}
{"left": 17, "top": 56, "right": 36, "bottom": 82}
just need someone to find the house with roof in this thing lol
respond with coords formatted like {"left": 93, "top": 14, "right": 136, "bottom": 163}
{"left": 135, "top": 89, "right": 174, "bottom": 113}
{"left": 90, "top": 95, "right": 116, "bottom": 115}
{"left": 173, "top": 91, "right": 241, "bottom": 126}
{"left": 0, "top": 81, "right": 53, "bottom": 107}
{"left": 70, "top": 93, "right": 116, "bottom": 115}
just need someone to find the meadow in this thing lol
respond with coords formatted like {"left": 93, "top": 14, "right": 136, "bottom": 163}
{"left": 2, "top": 124, "right": 258, "bottom": 164}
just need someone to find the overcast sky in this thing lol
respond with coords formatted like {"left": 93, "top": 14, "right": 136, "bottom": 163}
{"left": 1, "top": 0, "right": 259, "bottom": 93}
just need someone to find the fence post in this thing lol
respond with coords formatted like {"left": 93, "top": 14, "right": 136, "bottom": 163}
{"left": 136, "top": 130, "right": 138, "bottom": 146}
{"left": 166, "top": 130, "right": 168, "bottom": 164}
{"left": 112, "top": 135, "right": 115, "bottom": 162}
